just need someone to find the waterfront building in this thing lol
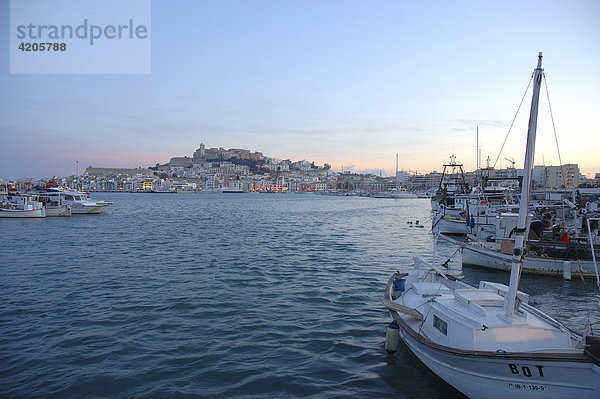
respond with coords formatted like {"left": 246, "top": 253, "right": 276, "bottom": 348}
{"left": 205, "top": 177, "right": 221, "bottom": 191}
{"left": 533, "top": 164, "right": 580, "bottom": 189}
{"left": 557, "top": 164, "right": 580, "bottom": 189}
{"left": 396, "top": 170, "right": 411, "bottom": 183}
{"left": 308, "top": 181, "right": 327, "bottom": 191}
{"left": 406, "top": 171, "right": 442, "bottom": 191}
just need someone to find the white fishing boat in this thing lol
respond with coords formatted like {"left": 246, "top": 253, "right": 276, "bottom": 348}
{"left": 44, "top": 203, "right": 71, "bottom": 217}
{"left": 46, "top": 188, "right": 113, "bottom": 214}
{"left": 437, "top": 207, "right": 600, "bottom": 278}
{"left": 431, "top": 156, "right": 471, "bottom": 234}
{"left": 35, "top": 192, "right": 71, "bottom": 217}
{"left": 382, "top": 53, "right": 600, "bottom": 398}
{"left": 432, "top": 186, "right": 519, "bottom": 236}
{"left": 453, "top": 211, "right": 600, "bottom": 278}
{"left": 0, "top": 195, "right": 46, "bottom": 218}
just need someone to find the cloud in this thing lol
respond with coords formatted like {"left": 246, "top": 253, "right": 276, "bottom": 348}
{"left": 456, "top": 119, "right": 508, "bottom": 128}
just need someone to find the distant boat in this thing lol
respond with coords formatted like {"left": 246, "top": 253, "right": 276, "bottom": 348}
{"left": 221, "top": 188, "right": 244, "bottom": 193}
{"left": 44, "top": 203, "right": 71, "bottom": 217}
{"left": 45, "top": 188, "right": 112, "bottom": 214}
{"left": 430, "top": 155, "right": 471, "bottom": 234}
{"left": 372, "top": 188, "right": 416, "bottom": 199}
{"left": 431, "top": 173, "right": 519, "bottom": 236}
{"left": 382, "top": 53, "right": 600, "bottom": 398}
{"left": 373, "top": 154, "right": 417, "bottom": 199}
{"left": 221, "top": 183, "right": 245, "bottom": 193}
{"left": 149, "top": 189, "right": 174, "bottom": 194}
{"left": 36, "top": 192, "right": 71, "bottom": 217}
{"left": 0, "top": 195, "right": 46, "bottom": 218}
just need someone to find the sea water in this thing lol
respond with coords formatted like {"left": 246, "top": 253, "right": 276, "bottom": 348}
{"left": 1, "top": 193, "right": 599, "bottom": 398}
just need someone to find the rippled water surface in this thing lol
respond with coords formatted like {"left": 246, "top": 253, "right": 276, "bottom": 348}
{"left": 2, "top": 193, "right": 599, "bottom": 398}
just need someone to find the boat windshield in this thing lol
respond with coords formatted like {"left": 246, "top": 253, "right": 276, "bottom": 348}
{"left": 65, "top": 194, "right": 84, "bottom": 201}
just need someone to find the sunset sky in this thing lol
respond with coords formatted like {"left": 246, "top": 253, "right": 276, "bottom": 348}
{"left": 1, "top": 0, "right": 599, "bottom": 180}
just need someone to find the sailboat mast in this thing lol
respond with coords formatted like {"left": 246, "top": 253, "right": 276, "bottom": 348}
{"left": 504, "top": 52, "right": 544, "bottom": 318}
{"left": 395, "top": 153, "right": 399, "bottom": 189}
{"left": 476, "top": 126, "right": 479, "bottom": 180}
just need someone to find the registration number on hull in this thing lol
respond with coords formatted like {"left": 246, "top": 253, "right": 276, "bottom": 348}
{"left": 506, "top": 382, "right": 548, "bottom": 392}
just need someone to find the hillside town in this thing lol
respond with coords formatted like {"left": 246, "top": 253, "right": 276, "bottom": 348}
{"left": 3, "top": 143, "right": 600, "bottom": 196}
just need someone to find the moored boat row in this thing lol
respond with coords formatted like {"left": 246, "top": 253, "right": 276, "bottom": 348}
{"left": 0, "top": 188, "right": 113, "bottom": 218}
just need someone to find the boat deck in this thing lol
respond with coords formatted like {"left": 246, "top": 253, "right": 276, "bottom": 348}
{"left": 399, "top": 277, "right": 575, "bottom": 352}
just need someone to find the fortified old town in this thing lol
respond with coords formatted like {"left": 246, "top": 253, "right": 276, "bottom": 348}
{"left": 3, "top": 143, "right": 599, "bottom": 197}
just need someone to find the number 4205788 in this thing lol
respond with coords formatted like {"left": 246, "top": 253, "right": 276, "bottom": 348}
{"left": 19, "top": 42, "right": 66, "bottom": 51}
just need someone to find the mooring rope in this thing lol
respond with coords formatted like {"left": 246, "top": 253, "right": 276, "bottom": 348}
{"left": 441, "top": 246, "right": 461, "bottom": 269}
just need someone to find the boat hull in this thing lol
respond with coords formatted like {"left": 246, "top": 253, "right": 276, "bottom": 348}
{"left": 0, "top": 208, "right": 46, "bottom": 218}
{"left": 462, "top": 244, "right": 599, "bottom": 277}
{"left": 396, "top": 315, "right": 600, "bottom": 398}
{"left": 45, "top": 205, "right": 71, "bottom": 217}
{"left": 373, "top": 191, "right": 415, "bottom": 198}
{"left": 69, "top": 202, "right": 111, "bottom": 214}
{"left": 432, "top": 214, "right": 470, "bottom": 235}
{"left": 42, "top": 190, "right": 113, "bottom": 214}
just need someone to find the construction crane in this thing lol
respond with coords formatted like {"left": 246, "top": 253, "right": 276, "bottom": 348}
{"left": 505, "top": 157, "right": 515, "bottom": 168}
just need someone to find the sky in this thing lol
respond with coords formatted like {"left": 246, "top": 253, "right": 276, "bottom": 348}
{"left": 1, "top": 0, "right": 599, "bottom": 180}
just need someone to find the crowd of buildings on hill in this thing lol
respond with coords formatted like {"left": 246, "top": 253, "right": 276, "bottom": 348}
{"left": 3, "top": 144, "right": 600, "bottom": 194}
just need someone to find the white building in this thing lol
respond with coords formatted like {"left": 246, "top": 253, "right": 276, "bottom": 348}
{"left": 532, "top": 164, "right": 580, "bottom": 189}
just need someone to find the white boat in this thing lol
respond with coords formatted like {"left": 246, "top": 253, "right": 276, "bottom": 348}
{"left": 221, "top": 182, "right": 244, "bottom": 193}
{"left": 221, "top": 188, "right": 245, "bottom": 193}
{"left": 432, "top": 214, "right": 470, "bottom": 235}
{"left": 383, "top": 259, "right": 600, "bottom": 398}
{"left": 0, "top": 195, "right": 46, "bottom": 218}
{"left": 373, "top": 154, "right": 417, "bottom": 199}
{"left": 36, "top": 192, "right": 71, "bottom": 217}
{"left": 439, "top": 206, "right": 600, "bottom": 278}
{"left": 453, "top": 212, "right": 600, "bottom": 277}
{"left": 372, "top": 188, "right": 416, "bottom": 199}
{"left": 431, "top": 155, "right": 468, "bottom": 207}
{"left": 44, "top": 203, "right": 71, "bottom": 217}
{"left": 432, "top": 186, "right": 519, "bottom": 236}
{"left": 47, "top": 189, "right": 113, "bottom": 214}
{"left": 382, "top": 53, "right": 600, "bottom": 398}
{"left": 430, "top": 157, "right": 470, "bottom": 234}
